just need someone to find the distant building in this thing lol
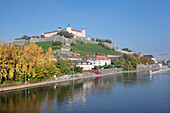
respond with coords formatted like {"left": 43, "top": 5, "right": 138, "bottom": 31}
{"left": 42, "top": 24, "right": 86, "bottom": 38}
{"left": 68, "top": 55, "right": 82, "bottom": 61}
{"left": 143, "top": 55, "right": 157, "bottom": 63}
{"left": 84, "top": 55, "right": 111, "bottom": 66}
{"left": 107, "top": 55, "right": 122, "bottom": 60}
{"left": 86, "top": 36, "right": 91, "bottom": 41}
{"left": 61, "top": 45, "right": 70, "bottom": 51}
{"left": 96, "top": 56, "right": 111, "bottom": 66}
{"left": 53, "top": 50, "right": 74, "bottom": 56}
{"left": 72, "top": 60, "right": 94, "bottom": 70}
{"left": 138, "top": 52, "right": 143, "bottom": 58}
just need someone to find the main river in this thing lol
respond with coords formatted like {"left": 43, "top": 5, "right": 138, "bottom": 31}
{"left": 0, "top": 71, "right": 170, "bottom": 113}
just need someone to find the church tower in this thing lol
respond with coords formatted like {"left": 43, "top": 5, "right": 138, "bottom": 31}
{"left": 66, "top": 24, "right": 71, "bottom": 33}
{"left": 82, "top": 28, "right": 86, "bottom": 37}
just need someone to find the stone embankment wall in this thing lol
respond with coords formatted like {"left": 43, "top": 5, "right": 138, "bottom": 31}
{"left": 99, "top": 68, "right": 122, "bottom": 74}
{"left": 137, "top": 64, "right": 160, "bottom": 71}
{"left": 83, "top": 68, "right": 122, "bottom": 76}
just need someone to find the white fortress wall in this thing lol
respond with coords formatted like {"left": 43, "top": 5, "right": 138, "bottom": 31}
{"left": 44, "top": 32, "right": 57, "bottom": 37}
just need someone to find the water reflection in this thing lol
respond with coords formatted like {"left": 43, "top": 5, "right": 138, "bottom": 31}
{"left": 0, "top": 72, "right": 154, "bottom": 113}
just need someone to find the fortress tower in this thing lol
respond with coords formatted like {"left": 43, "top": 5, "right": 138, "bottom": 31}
{"left": 82, "top": 28, "right": 85, "bottom": 37}
{"left": 58, "top": 27, "right": 62, "bottom": 31}
{"left": 66, "top": 24, "right": 72, "bottom": 33}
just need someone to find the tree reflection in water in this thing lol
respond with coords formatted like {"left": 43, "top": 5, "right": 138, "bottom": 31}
{"left": 0, "top": 72, "right": 152, "bottom": 113}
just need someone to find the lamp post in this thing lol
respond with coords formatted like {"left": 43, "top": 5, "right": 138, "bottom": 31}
{"left": 25, "top": 70, "right": 27, "bottom": 86}
{"left": 72, "top": 65, "right": 74, "bottom": 80}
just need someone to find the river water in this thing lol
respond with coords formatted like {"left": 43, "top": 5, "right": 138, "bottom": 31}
{"left": 0, "top": 71, "right": 170, "bottom": 113}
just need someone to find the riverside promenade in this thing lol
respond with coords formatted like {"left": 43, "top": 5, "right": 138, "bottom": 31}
{"left": 0, "top": 67, "right": 170, "bottom": 93}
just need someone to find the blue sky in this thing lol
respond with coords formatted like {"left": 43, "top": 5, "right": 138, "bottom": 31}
{"left": 0, "top": 0, "right": 170, "bottom": 60}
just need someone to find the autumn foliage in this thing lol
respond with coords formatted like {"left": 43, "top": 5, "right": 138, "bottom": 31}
{"left": 0, "top": 40, "right": 59, "bottom": 83}
{"left": 112, "top": 54, "right": 155, "bottom": 71}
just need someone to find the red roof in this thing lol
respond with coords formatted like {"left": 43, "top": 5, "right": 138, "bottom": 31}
{"left": 69, "top": 55, "right": 82, "bottom": 59}
{"left": 84, "top": 55, "right": 96, "bottom": 60}
{"left": 96, "top": 55, "right": 110, "bottom": 60}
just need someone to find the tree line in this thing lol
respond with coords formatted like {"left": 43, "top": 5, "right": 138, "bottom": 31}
{"left": 112, "top": 54, "right": 155, "bottom": 71}
{"left": 91, "top": 38, "right": 112, "bottom": 44}
{"left": 0, "top": 40, "right": 75, "bottom": 84}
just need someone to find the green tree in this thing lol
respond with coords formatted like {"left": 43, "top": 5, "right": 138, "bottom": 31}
{"left": 57, "top": 31, "right": 74, "bottom": 39}
{"left": 52, "top": 41, "right": 62, "bottom": 46}
{"left": 91, "top": 37, "right": 95, "bottom": 41}
{"left": 41, "top": 35, "right": 45, "bottom": 38}
{"left": 167, "top": 60, "right": 170, "bottom": 65}
{"left": 71, "top": 42, "right": 76, "bottom": 46}
{"left": 55, "top": 57, "right": 73, "bottom": 74}
{"left": 105, "top": 39, "right": 112, "bottom": 44}
{"left": 127, "top": 56, "right": 138, "bottom": 69}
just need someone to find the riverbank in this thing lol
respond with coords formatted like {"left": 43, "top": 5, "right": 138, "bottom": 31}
{"left": 0, "top": 67, "right": 169, "bottom": 93}
{"left": 150, "top": 68, "right": 170, "bottom": 74}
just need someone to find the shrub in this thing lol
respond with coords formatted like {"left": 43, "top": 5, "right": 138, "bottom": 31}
{"left": 57, "top": 30, "right": 74, "bottom": 38}
{"left": 122, "top": 48, "right": 133, "bottom": 52}
{"left": 104, "top": 39, "right": 112, "bottom": 44}
{"left": 52, "top": 41, "right": 62, "bottom": 46}
{"left": 98, "top": 42, "right": 111, "bottom": 50}
{"left": 74, "top": 66, "right": 83, "bottom": 73}
{"left": 41, "top": 35, "right": 45, "bottom": 38}
{"left": 168, "top": 60, "right": 170, "bottom": 65}
{"left": 91, "top": 37, "right": 95, "bottom": 41}
{"left": 96, "top": 38, "right": 102, "bottom": 42}
{"left": 76, "top": 40, "right": 84, "bottom": 45}
{"left": 71, "top": 42, "right": 76, "bottom": 46}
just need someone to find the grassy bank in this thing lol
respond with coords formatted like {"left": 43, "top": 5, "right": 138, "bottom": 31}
{"left": 35, "top": 41, "right": 62, "bottom": 51}
{"left": 71, "top": 43, "right": 122, "bottom": 56}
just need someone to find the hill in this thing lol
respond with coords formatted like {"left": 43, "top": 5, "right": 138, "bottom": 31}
{"left": 34, "top": 41, "right": 62, "bottom": 52}
{"left": 30, "top": 41, "right": 122, "bottom": 57}
{"left": 71, "top": 43, "right": 122, "bottom": 56}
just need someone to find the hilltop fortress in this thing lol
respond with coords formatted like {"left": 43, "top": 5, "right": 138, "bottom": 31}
{"left": 42, "top": 24, "right": 86, "bottom": 38}
{"left": 14, "top": 24, "right": 134, "bottom": 55}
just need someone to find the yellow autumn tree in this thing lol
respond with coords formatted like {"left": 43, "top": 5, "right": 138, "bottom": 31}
{"left": 0, "top": 41, "right": 61, "bottom": 83}
{"left": 43, "top": 47, "right": 60, "bottom": 77}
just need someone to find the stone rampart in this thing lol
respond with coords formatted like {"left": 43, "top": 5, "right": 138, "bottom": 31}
{"left": 137, "top": 64, "right": 160, "bottom": 71}
{"left": 14, "top": 40, "right": 29, "bottom": 45}
{"left": 30, "top": 37, "right": 55, "bottom": 43}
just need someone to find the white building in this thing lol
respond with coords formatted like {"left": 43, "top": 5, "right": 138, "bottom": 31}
{"left": 84, "top": 55, "right": 111, "bottom": 66}
{"left": 42, "top": 24, "right": 86, "bottom": 38}
{"left": 72, "top": 60, "right": 94, "bottom": 70}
